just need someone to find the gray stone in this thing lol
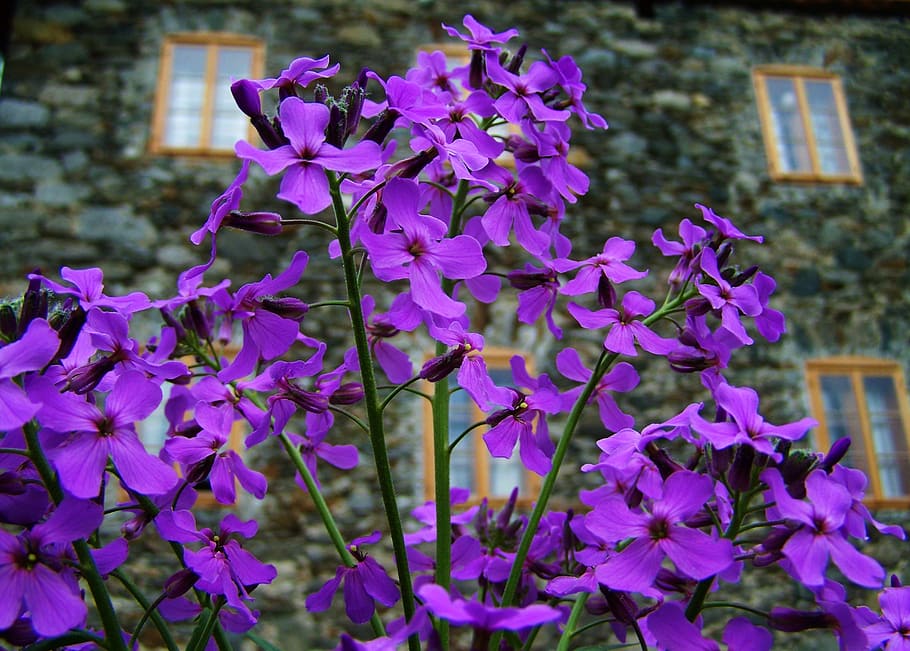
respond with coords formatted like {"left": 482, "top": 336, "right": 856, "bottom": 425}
{"left": 35, "top": 180, "right": 91, "bottom": 207}
{"left": 0, "top": 154, "right": 63, "bottom": 184}
{"left": 611, "top": 38, "right": 658, "bottom": 58}
{"left": 74, "top": 205, "right": 157, "bottom": 247}
{"left": 0, "top": 99, "right": 51, "bottom": 129}
{"left": 652, "top": 89, "right": 692, "bottom": 111}
{"left": 37, "top": 84, "right": 99, "bottom": 109}
{"left": 156, "top": 243, "right": 201, "bottom": 270}
{"left": 337, "top": 24, "right": 382, "bottom": 48}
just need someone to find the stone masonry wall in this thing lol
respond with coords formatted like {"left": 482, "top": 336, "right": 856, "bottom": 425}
{"left": 2, "top": 1, "right": 910, "bottom": 648}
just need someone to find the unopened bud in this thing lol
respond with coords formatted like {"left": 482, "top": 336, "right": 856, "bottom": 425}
{"left": 768, "top": 607, "right": 835, "bottom": 632}
{"left": 728, "top": 445, "right": 755, "bottom": 492}
{"left": 419, "top": 347, "right": 467, "bottom": 382}
{"left": 164, "top": 568, "right": 200, "bottom": 598}
{"left": 223, "top": 210, "right": 283, "bottom": 236}
{"left": 260, "top": 297, "right": 308, "bottom": 321}
{"left": 819, "top": 437, "right": 851, "bottom": 472}
{"left": 0, "top": 303, "right": 16, "bottom": 339}
{"left": 505, "top": 44, "right": 527, "bottom": 74}
{"left": 363, "top": 108, "right": 400, "bottom": 144}
{"left": 329, "top": 382, "right": 364, "bottom": 406}
{"left": 230, "top": 79, "right": 262, "bottom": 118}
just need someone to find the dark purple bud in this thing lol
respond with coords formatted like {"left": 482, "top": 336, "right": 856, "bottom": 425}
{"left": 260, "top": 296, "right": 308, "bottom": 321}
{"left": 507, "top": 267, "right": 556, "bottom": 291}
{"left": 158, "top": 308, "right": 187, "bottom": 342}
{"left": 496, "top": 487, "right": 519, "bottom": 530}
{"left": 65, "top": 355, "right": 119, "bottom": 394}
{"left": 172, "top": 420, "right": 203, "bottom": 438}
{"left": 728, "top": 444, "right": 755, "bottom": 492}
{"left": 388, "top": 148, "right": 437, "bottom": 179}
{"left": 779, "top": 450, "right": 815, "bottom": 498}
{"left": 819, "top": 437, "right": 851, "bottom": 472}
{"left": 17, "top": 278, "right": 48, "bottom": 337}
{"left": 645, "top": 443, "right": 684, "bottom": 479}
{"left": 366, "top": 202, "right": 388, "bottom": 234}
{"left": 507, "top": 136, "right": 540, "bottom": 163}
{"left": 768, "top": 607, "right": 835, "bottom": 632}
{"left": 363, "top": 108, "right": 400, "bottom": 144}
{"left": 684, "top": 296, "right": 712, "bottom": 317}
{"left": 0, "top": 304, "right": 17, "bottom": 339}
{"left": 469, "top": 49, "right": 484, "bottom": 89}
{"left": 891, "top": 574, "right": 903, "bottom": 588}
{"left": 343, "top": 83, "right": 366, "bottom": 141}
{"left": 230, "top": 79, "right": 262, "bottom": 118}
{"left": 668, "top": 349, "right": 714, "bottom": 374}
{"left": 420, "top": 347, "right": 467, "bottom": 382}
{"left": 585, "top": 594, "right": 610, "bottom": 616}
{"left": 683, "top": 509, "right": 715, "bottom": 529}
{"left": 313, "top": 84, "right": 329, "bottom": 105}
{"left": 185, "top": 455, "right": 216, "bottom": 485}
{"left": 279, "top": 380, "right": 329, "bottom": 413}
{"left": 181, "top": 299, "right": 212, "bottom": 341}
{"left": 653, "top": 568, "right": 694, "bottom": 594}
{"left": 164, "top": 568, "right": 200, "bottom": 598}
{"left": 0, "top": 617, "right": 40, "bottom": 646}
{"left": 708, "top": 444, "right": 732, "bottom": 477}
{"left": 329, "top": 382, "right": 364, "bottom": 406}
{"left": 731, "top": 265, "right": 759, "bottom": 287}
{"left": 624, "top": 484, "right": 643, "bottom": 509}
{"left": 755, "top": 526, "right": 793, "bottom": 558}
{"left": 714, "top": 242, "right": 733, "bottom": 268}
{"left": 223, "top": 210, "right": 283, "bottom": 236}
{"left": 121, "top": 513, "right": 151, "bottom": 541}
{"left": 51, "top": 304, "right": 86, "bottom": 362}
{"left": 326, "top": 102, "right": 346, "bottom": 148}
{"left": 0, "top": 472, "right": 26, "bottom": 496}
{"left": 251, "top": 114, "right": 288, "bottom": 149}
{"left": 505, "top": 44, "right": 528, "bottom": 74}
{"left": 602, "top": 589, "right": 638, "bottom": 625}
{"left": 597, "top": 275, "right": 616, "bottom": 309}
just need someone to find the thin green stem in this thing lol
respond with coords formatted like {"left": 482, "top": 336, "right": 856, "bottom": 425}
{"left": 328, "top": 405, "right": 369, "bottom": 434}
{"left": 21, "top": 424, "right": 129, "bottom": 651}
{"left": 186, "top": 601, "right": 224, "bottom": 651}
{"left": 380, "top": 376, "right": 421, "bottom": 411}
{"left": 701, "top": 601, "right": 770, "bottom": 618}
{"left": 278, "top": 218, "right": 339, "bottom": 235}
{"left": 328, "top": 171, "right": 417, "bottom": 650}
{"left": 448, "top": 420, "right": 487, "bottom": 454}
{"left": 23, "top": 630, "right": 107, "bottom": 651}
{"left": 309, "top": 300, "right": 352, "bottom": 309}
{"left": 113, "top": 569, "right": 180, "bottom": 651}
{"left": 556, "top": 593, "right": 590, "bottom": 651}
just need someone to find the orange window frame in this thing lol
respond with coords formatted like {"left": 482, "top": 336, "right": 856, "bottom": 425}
{"left": 805, "top": 356, "right": 910, "bottom": 508}
{"left": 753, "top": 65, "right": 862, "bottom": 184}
{"left": 422, "top": 346, "right": 542, "bottom": 508}
{"left": 150, "top": 32, "right": 265, "bottom": 157}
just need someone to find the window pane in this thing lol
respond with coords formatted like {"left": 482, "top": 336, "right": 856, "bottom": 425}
{"left": 819, "top": 375, "right": 870, "bottom": 476}
{"left": 863, "top": 376, "right": 910, "bottom": 497}
{"left": 805, "top": 80, "right": 850, "bottom": 175}
{"left": 765, "top": 77, "right": 811, "bottom": 173}
{"left": 449, "top": 387, "right": 475, "bottom": 492}
{"left": 164, "top": 45, "right": 207, "bottom": 147}
{"left": 211, "top": 48, "right": 254, "bottom": 149}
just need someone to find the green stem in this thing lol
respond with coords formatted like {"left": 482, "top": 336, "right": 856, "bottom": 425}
{"left": 556, "top": 593, "right": 590, "bottom": 651}
{"left": 23, "top": 630, "right": 107, "bottom": 651}
{"left": 700, "top": 601, "right": 770, "bottom": 618}
{"left": 113, "top": 569, "right": 180, "bottom": 651}
{"left": 186, "top": 601, "right": 224, "bottom": 651}
{"left": 21, "top": 424, "right": 129, "bottom": 651}
{"left": 380, "top": 376, "right": 420, "bottom": 411}
{"left": 328, "top": 171, "right": 418, "bottom": 649}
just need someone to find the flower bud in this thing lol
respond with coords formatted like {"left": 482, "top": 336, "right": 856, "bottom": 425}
{"left": 260, "top": 297, "right": 309, "bottom": 321}
{"left": 326, "top": 101, "right": 346, "bottom": 148}
{"left": 251, "top": 114, "right": 288, "bottom": 149}
{"left": 17, "top": 278, "right": 48, "bottom": 336}
{"left": 419, "top": 347, "right": 467, "bottom": 382}
{"left": 602, "top": 588, "right": 638, "bottom": 625}
{"left": 222, "top": 210, "right": 283, "bottom": 236}
{"left": 768, "top": 607, "right": 835, "bottom": 632}
{"left": 597, "top": 275, "right": 616, "bottom": 309}
{"left": 0, "top": 303, "right": 17, "bottom": 339}
{"left": 819, "top": 437, "right": 851, "bottom": 472}
{"left": 230, "top": 79, "right": 262, "bottom": 118}
{"left": 163, "top": 568, "right": 200, "bottom": 598}
{"left": 64, "top": 355, "right": 118, "bottom": 394}
{"left": 329, "top": 382, "right": 365, "bottom": 406}
{"left": 505, "top": 44, "right": 528, "bottom": 74}
{"left": 728, "top": 444, "right": 755, "bottom": 492}
{"left": 363, "top": 108, "right": 400, "bottom": 144}
{"left": 0, "top": 472, "right": 26, "bottom": 496}
{"left": 388, "top": 148, "right": 437, "bottom": 180}
{"left": 51, "top": 304, "right": 86, "bottom": 362}
{"left": 185, "top": 455, "right": 216, "bottom": 485}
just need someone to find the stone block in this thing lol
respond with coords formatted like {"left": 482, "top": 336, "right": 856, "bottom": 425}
{"left": 0, "top": 99, "right": 51, "bottom": 129}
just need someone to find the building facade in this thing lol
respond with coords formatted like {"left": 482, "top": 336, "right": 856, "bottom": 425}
{"left": 2, "top": 0, "right": 910, "bottom": 647}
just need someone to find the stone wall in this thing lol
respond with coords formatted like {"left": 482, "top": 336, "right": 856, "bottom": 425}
{"left": 2, "top": 1, "right": 910, "bottom": 648}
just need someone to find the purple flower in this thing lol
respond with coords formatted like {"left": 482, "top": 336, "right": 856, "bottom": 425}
{"left": 306, "top": 531, "right": 400, "bottom": 624}
{"left": 362, "top": 179, "right": 486, "bottom": 319}
{"left": 587, "top": 471, "right": 734, "bottom": 592}
{"left": 0, "top": 318, "right": 59, "bottom": 430}
{"left": 508, "top": 262, "right": 563, "bottom": 338}
{"left": 417, "top": 583, "right": 562, "bottom": 631}
{"left": 762, "top": 468, "right": 885, "bottom": 589}
{"left": 235, "top": 97, "right": 382, "bottom": 214}
{"left": 480, "top": 165, "right": 553, "bottom": 255}
{"left": 568, "top": 292, "right": 676, "bottom": 357}
{"left": 691, "top": 383, "right": 816, "bottom": 459}
{"left": 164, "top": 402, "right": 267, "bottom": 505}
{"left": 156, "top": 510, "right": 276, "bottom": 623}
{"left": 652, "top": 217, "right": 708, "bottom": 289}
{"left": 0, "top": 498, "right": 102, "bottom": 636}
{"left": 554, "top": 237, "right": 648, "bottom": 296}
{"left": 864, "top": 586, "right": 910, "bottom": 649}
{"left": 556, "top": 347, "right": 639, "bottom": 432}
{"left": 485, "top": 56, "right": 570, "bottom": 123}
{"left": 441, "top": 15, "right": 519, "bottom": 52}
{"left": 31, "top": 370, "right": 178, "bottom": 498}
{"left": 253, "top": 54, "right": 340, "bottom": 93}
{"left": 481, "top": 356, "right": 562, "bottom": 475}
{"left": 694, "top": 247, "right": 762, "bottom": 345}
{"left": 29, "top": 267, "right": 150, "bottom": 315}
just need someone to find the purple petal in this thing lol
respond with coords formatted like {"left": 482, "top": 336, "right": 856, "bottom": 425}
{"left": 647, "top": 601, "right": 719, "bottom": 651}
{"left": 53, "top": 434, "right": 109, "bottom": 498}
{"left": 0, "top": 319, "right": 58, "bottom": 378}
{"left": 596, "top": 537, "right": 664, "bottom": 592}
{"left": 661, "top": 527, "right": 734, "bottom": 580}
{"left": 106, "top": 371, "right": 162, "bottom": 424}
{"left": 359, "top": 558, "right": 400, "bottom": 608}
{"left": 306, "top": 570, "right": 343, "bottom": 612}
{"left": 342, "top": 570, "right": 374, "bottom": 624}
{"left": 25, "top": 564, "right": 88, "bottom": 636}
{"left": 33, "top": 497, "right": 102, "bottom": 544}
{"left": 110, "top": 430, "right": 179, "bottom": 496}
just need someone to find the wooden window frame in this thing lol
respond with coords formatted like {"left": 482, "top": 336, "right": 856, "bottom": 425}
{"left": 753, "top": 65, "right": 862, "bottom": 184}
{"left": 422, "top": 346, "right": 541, "bottom": 508}
{"left": 805, "top": 356, "right": 910, "bottom": 508}
{"left": 150, "top": 32, "right": 265, "bottom": 157}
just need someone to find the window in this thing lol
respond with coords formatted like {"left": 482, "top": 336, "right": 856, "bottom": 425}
{"left": 753, "top": 66, "right": 862, "bottom": 184}
{"left": 151, "top": 33, "right": 264, "bottom": 155}
{"left": 423, "top": 347, "right": 541, "bottom": 506}
{"left": 805, "top": 357, "right": 910, "bottom": 507}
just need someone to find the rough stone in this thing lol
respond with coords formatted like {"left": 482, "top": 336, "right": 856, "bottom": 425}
{"left": 0, "top": 99, "right": 51, "bottom": 129}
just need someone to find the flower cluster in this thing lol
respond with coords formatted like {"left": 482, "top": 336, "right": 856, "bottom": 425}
{"left": 0, "top": 13, "right": 905, "bottom": 651}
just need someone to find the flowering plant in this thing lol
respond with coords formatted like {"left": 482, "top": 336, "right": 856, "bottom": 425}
{"left": 0, "top": 14, "right": 907, "bottom": 651}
